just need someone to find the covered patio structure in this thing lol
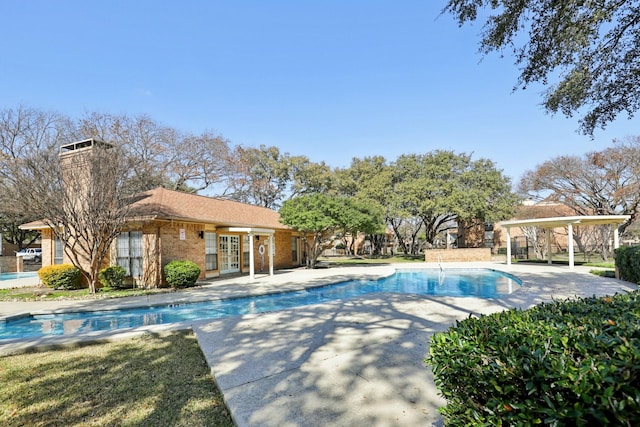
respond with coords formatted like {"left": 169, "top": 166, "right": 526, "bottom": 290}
{"left": 499, "top": 215, "right": 631, "bottom": 270}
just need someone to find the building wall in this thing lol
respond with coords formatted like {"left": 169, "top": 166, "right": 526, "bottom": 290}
{"left": 41, "top": 229, "right": 53, "bottom": 266}
{"left": 425, "top": 248, "right": 492, "bottom": 262}
{"left": 39, "top": 219, "right": 298, "bottom": 288}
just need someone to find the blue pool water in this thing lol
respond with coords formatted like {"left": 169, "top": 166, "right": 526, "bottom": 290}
{"left": 0, "top": 269, "right": 520, "bottom": 340}
{"left": 0, "top": 272, "right": 38, "bottom": 281}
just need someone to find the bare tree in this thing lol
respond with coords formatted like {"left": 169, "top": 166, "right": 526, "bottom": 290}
{"left": 0, "top": 106, "right": 72, "bottom": 250}
{"left": 9, "top": 140, "right": 132, "bottom": 293}
{"left": 519, "top": 137, "right": 640, "bottom": 235}
{"left": 74, "top": 112, "right": 233, "bottom": 193}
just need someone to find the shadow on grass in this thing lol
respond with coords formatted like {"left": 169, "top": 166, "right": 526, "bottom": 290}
{"left": 0, "top": 331, "right": 234, "bottom": 426}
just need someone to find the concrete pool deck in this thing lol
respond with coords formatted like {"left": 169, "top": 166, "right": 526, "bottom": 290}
{"left": 0, "top": 262, "right": 637, "bottom": 426}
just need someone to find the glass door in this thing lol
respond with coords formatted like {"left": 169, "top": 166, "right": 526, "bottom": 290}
{"left": 219, "top": 235, "right": 240, "bottom": 274}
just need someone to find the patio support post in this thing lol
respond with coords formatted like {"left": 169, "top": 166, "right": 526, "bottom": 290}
{"left": 249, "top": 233, "right": 255, "bottom": 281}
{"left": 268, "top": 235, "right": 274, "bottom": 276}
{"left": 547, "top": 228, "right": 553, "bottom": 265}
{"left": 505, "top": 227, "right": 512, "bottom": 266}
{"left": 568, "top": 223, "right": 575, "bottom": 270}
{"left": 614, "top": 226, "right": 620, "bottom": 249}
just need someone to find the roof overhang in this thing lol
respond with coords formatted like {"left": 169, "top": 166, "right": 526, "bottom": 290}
{"left": 499, "top": 215, "right": 631, "bottom": 229}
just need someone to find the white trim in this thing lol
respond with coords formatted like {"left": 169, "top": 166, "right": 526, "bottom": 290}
{"left": 501, "top": 214, "right": 630, "bottom": 269}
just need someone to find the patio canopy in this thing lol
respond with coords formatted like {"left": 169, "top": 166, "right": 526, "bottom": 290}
{"left": 499, "top": 215, "right": 631, "bottom": 270}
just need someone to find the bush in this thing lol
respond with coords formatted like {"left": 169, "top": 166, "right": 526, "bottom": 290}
{"left": 426, "top": 291, "right": 640, "bottom": 426}
{"left": 164, "top": 260, "right": 201, "bottom": 288}
{"left": 615, "top": 245, "right": 640, "bottom": 284}
{"left": 38, "top": 264, "right": 82, "bottom": 290}
{"left": 98, "top": 265, "right": 128, "bottom": 289}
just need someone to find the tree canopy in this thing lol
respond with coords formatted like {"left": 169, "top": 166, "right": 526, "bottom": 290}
{"left": 444, "top": 0, "right": 640, "bottom": 135}
{"left": 518, "top": 136, "right": 640, "bottom": 235}
{"left": 279, "top": 194, "right": 384, "bottom": 267}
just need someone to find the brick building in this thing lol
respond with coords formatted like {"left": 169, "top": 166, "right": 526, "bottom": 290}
{"left": 22, "top": 140, "right": 306, "bottom": 287}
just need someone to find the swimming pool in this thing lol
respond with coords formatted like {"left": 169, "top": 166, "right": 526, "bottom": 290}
{"left": 0, "top": 268, "right": 520, "bottom": 340}
{"left": 0, "top": 272, "right": 38, "bottom": 281}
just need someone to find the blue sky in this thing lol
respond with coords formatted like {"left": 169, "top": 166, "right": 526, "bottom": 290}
{"left": 2, "top": 1, "right": 637, "bottom": 187}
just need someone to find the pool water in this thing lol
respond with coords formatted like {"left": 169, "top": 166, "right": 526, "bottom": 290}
{"left": 0, "top": 272, "right": 38, "bottom": 281}
{"left": 0, "top": 268, "right": 520, "bottom": 340}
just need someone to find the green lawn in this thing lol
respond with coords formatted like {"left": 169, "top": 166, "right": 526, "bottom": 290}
{"left": 0, "top": 332, "right": 235, "bottom": 427}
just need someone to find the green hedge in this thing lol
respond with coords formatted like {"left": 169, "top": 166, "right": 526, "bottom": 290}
{"left": 615, "top": 245, "right": 640, "bottom": 284}
{"left": 98, "top": 265, "right": 128, "bottom": 289}
{"left": 426, "top": 291, "right": 640, "bottom": 426}
{"left": 38, "top": 264, "right": 82, "bottom": 290}
{"left": 163, "top": 260, "right": 201, "bottom": 288}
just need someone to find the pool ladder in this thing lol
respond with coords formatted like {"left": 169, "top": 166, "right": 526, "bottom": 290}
{"left": 437, "top": 255, "right": 445, "bottom": 285}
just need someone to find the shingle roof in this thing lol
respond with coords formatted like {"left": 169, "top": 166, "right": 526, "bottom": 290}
{"left": 128, "top": 187, "right": 287, "bottom": 230}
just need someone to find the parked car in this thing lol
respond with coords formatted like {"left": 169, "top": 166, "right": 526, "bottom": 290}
{"left": 15, "top": 248, "right": 42, "bottom": 262}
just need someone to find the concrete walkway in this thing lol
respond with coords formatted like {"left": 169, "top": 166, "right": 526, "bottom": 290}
{"left": 0, "top": 262, "right": 637, "bottom": 426}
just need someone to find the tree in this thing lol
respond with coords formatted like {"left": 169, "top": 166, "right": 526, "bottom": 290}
{"left": 518, "top": 137, "right": 640, "bottom": 234}
{"left": 336, "top": 156, "right": 395, "bottom": 255}
{"left": 6, "top": 140, "right": 133, "bottom": 293}
{"left": 227, "top": 145, "right": 298, "bottom": 209}
{"left": 333, "top": 198, "right": 385, "bottom": 256}
{"left": 519, "top": 137, "right": 640, "bottom": 259}
{"left": 279, "top": 194, "right": 383, "bottom": 267}
{"left": 445, "top": 0, "right": 640, "bottom": 135}
{"left": 227, "top": 145, "right": 335, "bottom": 209}
{"left": 0, "top": 213, "right": 40, "bottom": 252}
{"left": 279, "top": 194, "right": 340, "bottom": 268}
{"left": 75, "top": 112, "right": 233, "bottom": 193}
{"left": 0, "top": 106, "right": 71, "bottom": 250}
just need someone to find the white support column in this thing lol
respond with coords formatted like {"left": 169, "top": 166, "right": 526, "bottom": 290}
{"left": 568, "top": 223, "right": 575, "bottom": 270}
{"left": 249, "top": 233, "right": 255, "bottom": 281}
{"left": 268, "top": 235, "right": 274, "bottom": 276}
{"left": 547, "top": 228, "right": 553, "bottom": 265}
{"left": 506, "top": 227, "right": 512, "bottom": 266}
{"left": 614, "top": 225, "right": 620, "bottom": 249}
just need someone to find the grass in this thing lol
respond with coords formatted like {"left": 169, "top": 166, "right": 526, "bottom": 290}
{"left": 0, "top": 331, "right": 234, "bottom": 427}
{"left": 0, "top": 285, "right": 177, "bottom": 302}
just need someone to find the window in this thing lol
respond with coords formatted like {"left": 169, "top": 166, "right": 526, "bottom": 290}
{"left": 243, "top": 235, "right": 250, "bottom": 267}
{"left": 291, "top": 237, "right": 298, "bottom": 262}
{"left": 53, "top": 236, "right": 64, "bottom": 264}
{"left": 205, "top": 232, "right": 218, "bottom": 271}
{"left": 116, "top": 231, "right": 143, "bottom": 277}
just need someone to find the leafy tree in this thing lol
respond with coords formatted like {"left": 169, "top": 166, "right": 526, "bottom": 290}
{"left": 279, "top": 194, "right": 383, "bottom": 267}
{"left": 279, "top": 194, "right": 340, "bottom": 268}
{"left": 227, "top": 145, "right": 336, "bottom": 209}
{"left": 335, "top": 156, "right": 394, "bottom": 255}
{"left": 445, "top": 0, "right": 640, "bottom": 135}
{"left": 0, "top": 213, "right": 40, "bottom": 252}
{"left": 333, "top": 198, "right": 385, "bottom": 256}
{"left": 227, "top": 145, "right": 299, "bottom": 209}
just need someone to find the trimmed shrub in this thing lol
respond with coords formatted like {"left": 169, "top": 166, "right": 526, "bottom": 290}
{"left": 164, "top": 260, "right": 201, "bottom": 288}
{"left": 615, "top": 245, "right": 640, "bottom": 284}
{"left": 98, "top": 265, "right": 128, "bottom": 289}
{"left": 426, "top": 291, "right": 640, "bottom": 426}
{"left": 38, "top": 264, "right": 82, "bottom": 290}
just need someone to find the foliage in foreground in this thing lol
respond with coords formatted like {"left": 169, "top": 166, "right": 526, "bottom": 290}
{"left": 615, "top": 245, "right": 640, "bottom": 285}
{"left": 164, "top": 260, "right": 202, "bottom": 288}
{"left": 426, "top": 291, "right": 640, "bottom": 426}
{"left": 0, "top": 332, "right": 234, "bottom": 427}
{"left": 38, "top": 264, "right": 82, "bottom": 290}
